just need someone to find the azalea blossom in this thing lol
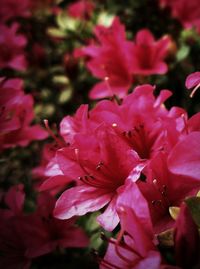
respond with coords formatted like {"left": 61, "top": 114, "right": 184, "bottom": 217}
{"left": 0, "top": 185, "right": 88, "bottom": 268}
{"left": 137, "top": 152, "right": 200, "bottom": 233}
{"left": 130, "top": 29, "right": 170, "bottom": 75}
{"left": 53, "top": 126, "right": 144, "bottom": 231}
{"left": 75, "top": 18, "right": 170, "bottom": 99}
{"left": 0, "top": 78, "right": 48, "bottom": 151}
{"left": 41, "top": 84, "right": 190, "bottom": 232}
{"left": 0, "top": 23, "right": 27, "bottom": 71}
{"left": 90, "top": 84, "right": 176, "bottom": 159}
{"left": 75, "top": 17, "right": 134, "bottom": 99}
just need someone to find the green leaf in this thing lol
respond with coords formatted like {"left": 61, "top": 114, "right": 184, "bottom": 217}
{"left": 47, "top": 27, "right": 66, "bottom": 38}
{"left": 53, "top": 75, "right": 70, "bottom": 85}
{"left": 97, "top": 12, "right": 115, "bottom": 27}
{"left": 169, "top": 206, "right": 180, "bottom": 220}
{"left": 85, "top": 212, "right": 100, "bottom": 233}
{"left": 58, "top": 88, "right": 72, "bottom": 104}
{"left": 176, "top": 45, "right": 190, "bottom": 62}
{"left": 185, "top": 196, "right": 200, "bottom": 227}
{"left": 57, "top": 12, "right": 79, "bottom": 31}
{"left": 157, "top": 228, "right": 174, "bottom": 248}
{"left": 90, "top": 232, "right": 103, "bottom": 250}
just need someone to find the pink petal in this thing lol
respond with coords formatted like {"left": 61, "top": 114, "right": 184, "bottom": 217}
{"left": 54, "top": 185, "right": 112, "bottom": 219}
{"left": 97, "top": 195, "right": 119, "bottom": 231}
{"left": 39, "top": 175, "right": 72, "bottom": 191}
{"left": 168, "top": 132, "right": 200, "bottom": 180}
{"left": 185, "top": 72, "right": 200, "bottom": 89}
{"left": 117, "top": 182, "right": 153, "bottom": 237}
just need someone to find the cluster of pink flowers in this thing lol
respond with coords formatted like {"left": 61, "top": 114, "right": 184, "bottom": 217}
{"left": 0, "top": 0, "right": 31, "bottom": 71}
{"left": 0, "top": 23, "right": 27, "bottom": 71}
{"left": 34, "top": 80, "right": 200, "bottom": 268}
{"left": 0, "top": 184, "right": 88, "bottom": 268}
{"left": 1, "top": 1, "right": 200, "bottom": 268}
{"left": 0, "top": 78, "right": 47, "bottom": 151}
{"left": 75, "top": 17, "right": 171, "bottom": 99}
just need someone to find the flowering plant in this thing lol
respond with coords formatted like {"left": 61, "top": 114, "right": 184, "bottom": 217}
{"left": 0, "top": 0, "right": 200, "bottom": 268}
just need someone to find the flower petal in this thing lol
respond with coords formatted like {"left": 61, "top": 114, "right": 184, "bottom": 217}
{"left": 54, "top": 185, "right": 112, "bottom": 219}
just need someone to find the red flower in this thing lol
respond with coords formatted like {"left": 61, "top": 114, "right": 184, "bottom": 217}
{"left": 138, "top": 152, "right": 200, "bottom": 233}
{"left": 43, "top": 85, "right": 190, "bottom": 231}
{"left": 0, "top": 23, "right": 27, "bottom": 71}
{"left": 67, "top": 0, "right": 95, "bottom": 20}
{"left": 0, "top": 78, "right": 48, "bottom": 151}
{"left": 53, "top": 126, "right": 143, "bottom": 231}
{"left": 131, "top": 29, "right": 170, "bottom": 75}
{"left": 0, "top": 186, "right": 88, "bottom": 268}
{"left": 76, "top": 19, "right": 170, "bottom": 98}
{"left": 76, "top": 17, "right": 134, "bottom": 99}
{"left": 90, "top": 85, "right": 174, "bottom": 160}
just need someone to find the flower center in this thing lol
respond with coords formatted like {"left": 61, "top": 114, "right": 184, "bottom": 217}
{"left": 75, "top": 149, "right": 125, "bottom": 190}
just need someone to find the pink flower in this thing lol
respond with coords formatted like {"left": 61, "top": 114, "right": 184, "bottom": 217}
{"left": 90, "top": 84, "right": 175, "bottom": 159}
{"left": 67, "top": 0, "right": 95, "bottom": 20}
{"left": 76, "top": 17, "right": 134, "bottom": 99}
{"left": 0, "top": 23, "right": 27, "bottom": 71}
{"left": 130, "top": 29, "right": 170, "bottom": 75}
{"left": 76, "top": 19, "right": 170, "bottom": 99}
{"left": 53, "top": 126, "right": 144, "bottom": 231}
{"left": 185, "top": 71, "right": 200, "bottom": 97}
{"left": 27, "top": 192, "right": 89, "bottom": 257}
{"left": 0, "top": 0, "right": 30, "bottom": 23}
{"left": 137, "top": 152, "right": 200, "bottom": 233}
{"left": 43, "top": 84, "right": 189, "bottom": 231}
{"left": 0, "top": 186, "right": 88, "bottom": 268}
{"left": 60, "top": 84, "right": 176, "bottom": 160}
{"left": 0, "top": 78, "right": 48, "bottom": 151}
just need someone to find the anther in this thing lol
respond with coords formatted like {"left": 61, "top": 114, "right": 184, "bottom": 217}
{"left": 153, "top": 178, "right": 157, "bottom": 185}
